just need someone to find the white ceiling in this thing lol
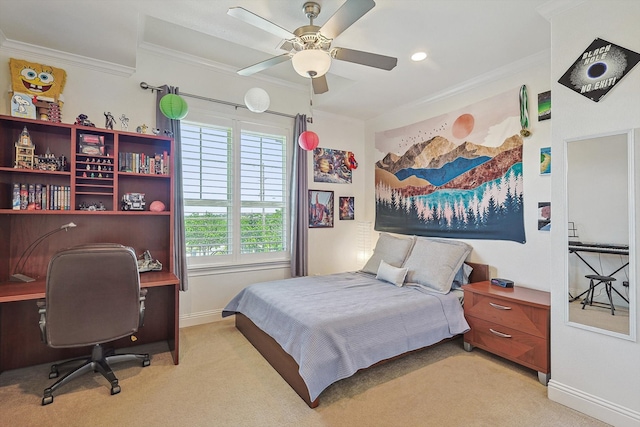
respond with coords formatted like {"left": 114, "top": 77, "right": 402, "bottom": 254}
{"left": 0, "top": 0, "right": 552, "bottom": 121}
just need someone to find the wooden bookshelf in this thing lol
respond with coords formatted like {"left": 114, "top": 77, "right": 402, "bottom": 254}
{"left": 0, "top": 115, "right": 179, "bottom": 371}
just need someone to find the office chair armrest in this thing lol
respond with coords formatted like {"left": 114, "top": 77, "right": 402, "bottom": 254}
{"left": 36, "top": 299, "right": 47, "bottom": 343}
{"left": 139, "top": 288, "right": 148, "bottom": 327}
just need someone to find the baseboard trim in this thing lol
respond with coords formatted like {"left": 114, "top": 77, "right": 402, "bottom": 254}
{"left": 548, "top": 380, "right": 640, "bottom": 427}
{"left": 180, "top": 309, "right": 224, "bottom": 328}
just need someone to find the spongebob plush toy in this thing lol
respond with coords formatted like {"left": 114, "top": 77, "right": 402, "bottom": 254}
{"left": 9, "top": 58, "right": 67, "bottom": 121}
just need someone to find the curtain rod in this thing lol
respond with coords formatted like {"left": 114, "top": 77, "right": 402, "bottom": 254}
{"left": 140, "top": 82, "right": 297, "bottom": 120}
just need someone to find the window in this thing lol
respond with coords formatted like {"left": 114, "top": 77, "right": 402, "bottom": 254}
{"left": 181, "top": 119, "right": 289, "bottom": 268}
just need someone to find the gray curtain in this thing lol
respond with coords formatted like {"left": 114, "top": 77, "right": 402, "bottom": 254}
{"left": 156, "top": 85, "right": 189, "bottom": 291}
{"left": 290, "top": 114, "right": 308, "bottom": 277}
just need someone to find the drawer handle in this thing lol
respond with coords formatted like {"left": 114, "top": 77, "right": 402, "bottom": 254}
{"left": 489, "top": 328, "right": 512, "bottom": 338}
{"left": 489, "top": 302, "right": 512, "bottom": 310}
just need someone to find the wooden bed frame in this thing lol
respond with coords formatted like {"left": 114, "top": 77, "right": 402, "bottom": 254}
{"left": 235, "top": 262, "right": 489, "bottom": 408}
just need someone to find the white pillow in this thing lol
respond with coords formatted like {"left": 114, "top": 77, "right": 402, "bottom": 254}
{"left": 403, "top": 237, "right": 472, "bottom": 293}
{"left": 376, "top": 260, "right": 408, "bottom": 287}
{"left": 361, "top": 233, "right": 415, "bottom": 274}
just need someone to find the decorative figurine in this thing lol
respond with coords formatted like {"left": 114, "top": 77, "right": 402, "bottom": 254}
{"left": 151, "top": 128, "right": 160, "bottom": 135}
{"left": 75, "top": 114, "right": 95, "bottom": 127}
{"left": 136, "top": 124, "right": 148, "bottom": 134}
{"left": 121, "top": 193, "right": 146, "bottom": 211}
{"left": 14, "top": 126, "right": 36, "bottom": 169}
{"left": 149, "top": 200, "right": 166, "bottom": 212}
{"left": 104, "top": 112, "right": 116, "bottom": 130}
{"left": 120, "top": 114, "right": 129, "bottom": 131}
{"left": 137, "top": 250, "right": 162, "bottom": 273}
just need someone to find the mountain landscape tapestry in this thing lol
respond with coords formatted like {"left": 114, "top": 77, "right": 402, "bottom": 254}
{"left": 374, "top": 88, "right": 526, "bottom": 243}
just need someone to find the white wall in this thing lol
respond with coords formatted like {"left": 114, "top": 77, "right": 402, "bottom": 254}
{"left": 548, "top": 1, "right": 640, "bottom": 426}
{"left": 364, "top": 56, "right": 553, "bottom": 292}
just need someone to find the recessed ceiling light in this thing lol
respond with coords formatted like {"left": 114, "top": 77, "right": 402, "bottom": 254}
{"left": 411, "top": 52, "right": 427, "bottom": 62}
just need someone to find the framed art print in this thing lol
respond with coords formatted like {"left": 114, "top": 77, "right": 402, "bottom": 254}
{"left": 538, "top": 91, "right": 550, "bottom": 121}
{"left": 558, "top": 38, "right": 640, "bottom": 102}
{"left": 313, "top": 148, "right": 353, "bottom": 184}
{"left": 339, "top": 196, "right": 354, "bottom": 220}
{"left": 309, "top": 190, "right": 334, "bottom": 228}
{"left": 540, "top": 147, "right": 551, "bottom": 175}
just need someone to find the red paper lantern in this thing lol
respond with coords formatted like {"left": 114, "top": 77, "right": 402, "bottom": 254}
{"left": 298, "top": 131, "right": 319, "bottom": 151}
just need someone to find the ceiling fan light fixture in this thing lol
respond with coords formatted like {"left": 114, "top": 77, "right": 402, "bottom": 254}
{"left": 292, "top": 49, "right": 331, "bottom": 78}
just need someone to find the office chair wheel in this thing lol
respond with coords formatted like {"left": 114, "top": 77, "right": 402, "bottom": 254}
{"left": 49, "top": 365, "right": 59, "bottom": 379}
{"left": 110, "top": 380, "right": 121, "bottom": 395}
{"left": 142, "top": 354, "right": 150, "bottom": 367}
{"left": 42, "top": 390, "right": 53, "bottom": 406}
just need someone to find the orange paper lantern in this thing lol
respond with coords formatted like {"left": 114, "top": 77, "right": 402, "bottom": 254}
{"left": 298, "top": 131, "right": 319, "bottom": 151}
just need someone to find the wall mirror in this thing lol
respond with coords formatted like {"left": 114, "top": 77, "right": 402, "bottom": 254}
{"left": 565, "top": 130, "right": 636, "bottom": 340}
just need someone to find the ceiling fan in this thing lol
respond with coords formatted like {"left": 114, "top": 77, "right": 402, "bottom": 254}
{"left": 227, "top": 0, "right": 398, "bottom": 94}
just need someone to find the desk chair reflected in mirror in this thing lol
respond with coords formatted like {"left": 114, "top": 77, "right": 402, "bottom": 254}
{"left": 37, "top": 244, "right": 150, "bottom": 405}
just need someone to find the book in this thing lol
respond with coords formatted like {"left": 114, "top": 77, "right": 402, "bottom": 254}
{"left": 12, "top": 183, "right": 20, "bottom": 210}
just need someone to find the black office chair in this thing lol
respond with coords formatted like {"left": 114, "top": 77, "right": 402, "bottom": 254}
{"left": 37, "top": 244, "right": 150, "bottom": 405}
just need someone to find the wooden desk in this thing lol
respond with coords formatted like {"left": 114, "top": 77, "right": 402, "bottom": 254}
{"left": 0, "top": 115, "right": 179, "bottom": 373}
{"left": 0, "top": 271, "right": 179, "bottom": 373}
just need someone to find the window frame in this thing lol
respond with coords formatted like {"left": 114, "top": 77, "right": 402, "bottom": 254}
{"left": 180, "top": 108, "right": 292, "bottom": 271}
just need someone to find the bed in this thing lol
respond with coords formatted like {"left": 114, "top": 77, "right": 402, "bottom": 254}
{"left": 222, "top": 234, "right": 489, "bottom": 408}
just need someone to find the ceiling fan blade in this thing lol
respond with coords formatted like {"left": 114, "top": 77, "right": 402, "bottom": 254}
{"left": 228, "top": 7, "right": 296, "bottom": 40}
{"left": 320, "top": 0, "right": 376, "bottom": 40}
{"left": 312, "top": 75, "right": 329, "bottom": 94}
{"left": 237, "top": 54, "right": 292, "bottom": 76}
{"left": 333, "top": 47, "right": 397, "bottom": 71}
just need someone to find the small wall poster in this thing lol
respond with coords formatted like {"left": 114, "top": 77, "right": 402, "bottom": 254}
{"left": 538, "top": 202, "right": 551, "bottom": 231}
{"left": 538, "top": 91, "right": 550, "bottom": 121}
{"left": 540, "top": 147, "right": 551, "bottom": 175}
{"left": 339, "top": 196, "right": 354, "bottom": 220}
{"left": 558, "top": 38, "right": 640, "bottom": 102}
{"left": 313, "top": 148, "right": 352, "bottom": 184}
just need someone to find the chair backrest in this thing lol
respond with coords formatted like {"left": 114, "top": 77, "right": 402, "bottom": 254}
{"left": 45, "top": 244, "right": 141, "bottom": 348}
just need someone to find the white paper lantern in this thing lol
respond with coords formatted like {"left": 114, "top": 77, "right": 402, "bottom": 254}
{"left": 244, "top": 88, "right": 270, "bottom": 113}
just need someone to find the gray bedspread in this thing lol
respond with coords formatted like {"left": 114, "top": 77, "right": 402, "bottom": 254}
{"left": 222, "top": 271, "right": 470, "bottom": 402}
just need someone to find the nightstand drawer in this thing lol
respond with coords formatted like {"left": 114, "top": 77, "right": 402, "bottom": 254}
{"left": 464, "top": 293, "right": 549, "bottom": 338}
{"left": 465, "top": 316, "right": 549, "bottom": 373}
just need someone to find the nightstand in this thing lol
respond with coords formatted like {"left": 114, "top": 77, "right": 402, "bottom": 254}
{"left": 462, "top": 281, "right": 550, "bottom": 385}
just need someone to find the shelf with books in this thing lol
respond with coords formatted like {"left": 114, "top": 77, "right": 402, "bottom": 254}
{"left": 1, "top": 117, "right": 178, "bottom": 366}
{"left": 0, "top": 114, "right": 179, "bottom": 370}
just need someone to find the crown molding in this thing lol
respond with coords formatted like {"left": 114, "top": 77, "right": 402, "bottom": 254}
{"left": 0, "top": 38, "right": 135, "bottom": 77}
{"left": 389, "top": 49, "right": 550, "bottom": 116}
{"left": 537, "top": 0, "right": 587, "bottom": 21}
{"left": 138, "top": 41, "right": 306, "bottom": 93}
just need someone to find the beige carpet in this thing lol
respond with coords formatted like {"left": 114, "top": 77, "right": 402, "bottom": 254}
{"left": 0, "top": 318, "right": 610, "bottom": 427}
{"left": 568, "top": 299, "right": 629, "bottom": 335}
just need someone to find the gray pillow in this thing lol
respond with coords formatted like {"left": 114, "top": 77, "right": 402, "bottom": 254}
{"left": 361, "top": 233, "right": 415, "bottom": 274}
{"left": 451, "top": 263, "right": 474, "bottom": 289}
{"left": 403, "top": 237, "right": 472, "bottom": 293}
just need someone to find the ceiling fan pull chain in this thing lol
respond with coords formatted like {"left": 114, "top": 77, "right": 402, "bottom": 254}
{"left": 308, "top": 78, "right": 314, "bottom": 123}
